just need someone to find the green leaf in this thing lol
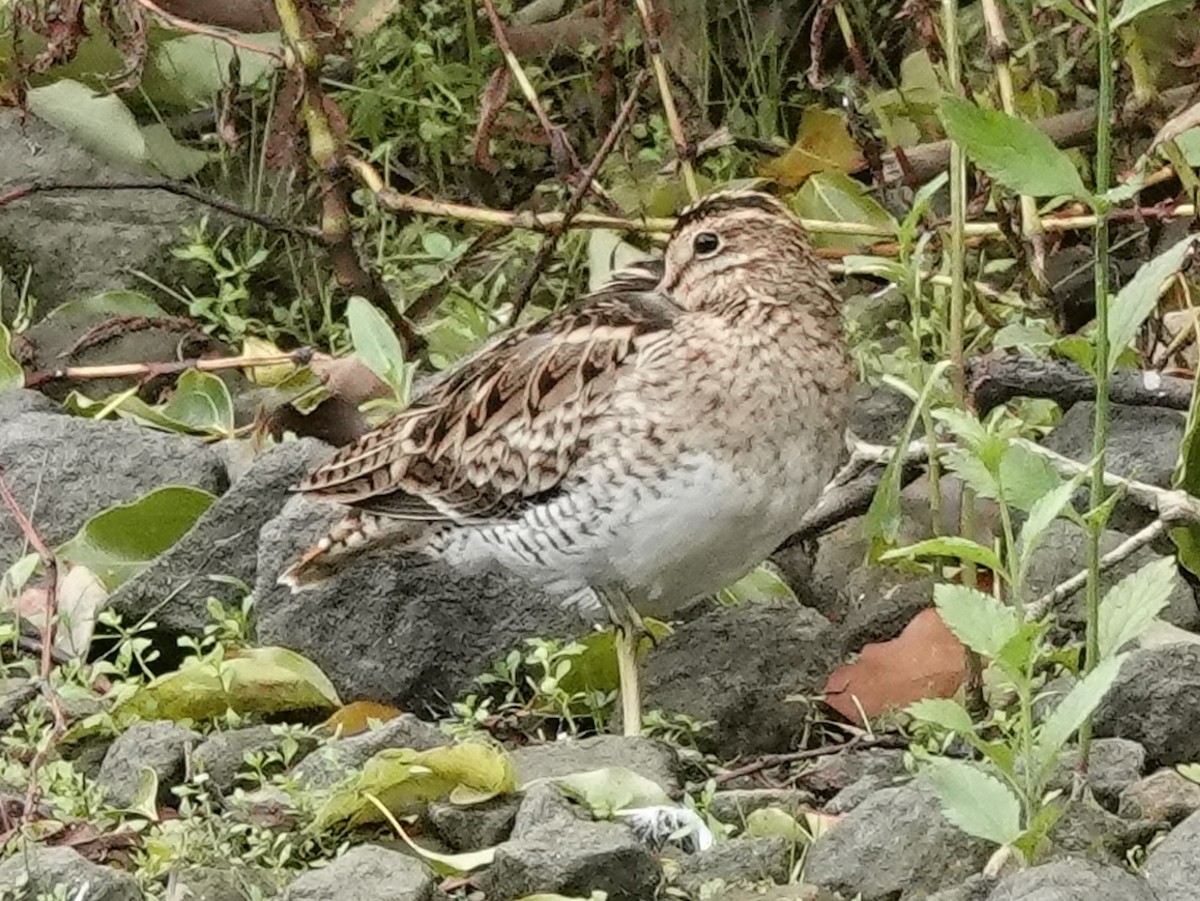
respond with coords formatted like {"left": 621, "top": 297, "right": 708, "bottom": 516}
{"left": 865, "top": 361, "right": 952, "bottom": 556}
{"left": 745, "top": 806, "right": 806, "bottom": 841}
{"left": 1016, "top": 472, "right": 1084, "bottom": 564}
{"left": 1012, "top": 799, "right": 1064, "bottom": 862}
{"left": 1107, "top": 234, "right": 1198, "bottom": 374}
{"left": 939, "top": 96, "right": 1089, "bottom": 201}
{"left": 43, "top": 290, "right": 167, "bottom": 324}
{"left": 1173, "top": 351, "right": 1200, "bottom": 576}
{"left": 998, "top": 445, "right": 1064, "bottom": 513}
{"left": 114, "top": 646, "right": 341, "bottom": 725}
{"left": 26, "top": 80, "right": 148, "bottom": 173}
{"left": 718, "top": 563, "right": 799, "bottom": 606}
{"left": 57, "top": 486, "right": 215, "bottom": 589}
{"left": 881, "top": 536, "right": 1005, "bottom": 575}
{"left": 934, "top": 583, "right": 1020, "bottom": 659}
{"left": 1098, "top": 557, "right": 1177, "bottom": 658}
{"left": 552, "top": 767, "right": 671, "bottom": 818}
{"left": 1112, "top": 0, "right": 1186, "bottom": 27}
{"left": 146, "top": 32, "right": 283, "bottom": 108}
{"left": 317, "top": 742, "right": 517, "bottom": 829}
{"left": 347, "top": 295, "right": 407, "bottom": 397}
{"left": 790, "top": 172, "right": 898, "bottom": 250}
{"left": 0, "top": 321, "right": 23, "bottom": 391}
{"left": 906, "top": 698, "right": 975, "bottom": 735}
{"left": 1177, "top": 763, "right": 1200, "bottom": 785}
{"left": 925, "top": 758, "right": 1023, "bottom": 846}
{"left": 942, "top": 448, "right": 1001, "bottom": 501}
{"left": 1034, "top": 654, "right": 1125, "bottom": 777}
{"left": 1178, "top": 128, "right": 1200, "bottom": 167}
{"left": 159, "top": 371, "right": 235, "bottom": 435}
{"left": 365, "top": 792, "right": 497, "bottom": 876}
{"left": 141, "top": 123, "right": 212, "bottom": 179}
{"left": 994, "top": 621, "right": 1049, "bottom": 680}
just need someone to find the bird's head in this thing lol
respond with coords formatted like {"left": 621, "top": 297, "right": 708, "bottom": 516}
{"left": 658, "top": 189, "right": 831, "bottom": 314}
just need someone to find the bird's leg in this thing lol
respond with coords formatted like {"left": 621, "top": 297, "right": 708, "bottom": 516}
{"left": 596, "top": 587, "right": 646, "bottom": 737}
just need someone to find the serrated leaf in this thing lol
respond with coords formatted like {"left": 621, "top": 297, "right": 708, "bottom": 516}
{"left": 1034, "top": 654, "right": 1125, "bottom": 777}
{"left": 907, "top": 698, "right": 975, "bottom": 734}
{"left": 760, "top": 107, "right": 864, "bottom": 187}
{"left": 934, "top": 583, "right": 1020, "bottom": 659}
{"left": 1112, "top": 0, "right": 1186, "bottom": 27}
{"left": 994, "top": 621, "right": 1049, "bottom": 680}
{"left": 942, "top": 448, "right": 1001, "bottom": 500}
{"left": 939, "top": 96, "right": 1089, "bottom": 201}
{"left": 1017, "top": 472, "right": 1084, "bottom": 563}
{"left": 115, "top": 646, "right": 340, "bottom": 725}
{"left": 347, "top": 295, "right": 407, "bottom": 397}
{"left": 57, "top": 486, "right": 215, "bottom": 589}
{"left": 1098, "top": 557, "right": 1177, "bottom": 658}
{"left": 26, "top": 80, "right": 147, "bottom": 173}
{"left": 998, "top": 445, "right": 1064, "bottom": 513}
{"left": 925, "top": 758, "right": 1023, "bottom": 846}
{"left": 1107, "top": 234, "right": 1198, "bottom": 374}
{"left": 881, "top": 536, "right": 1005, "bottom": 575}
{"left": 0, "top": 321, "right": 22, "bottom": 391}
{"left": 553, "top": 767, "right": 670, "bottom": 818}
{"left": 790, "top": 172, "right": 898, "bottom": 250}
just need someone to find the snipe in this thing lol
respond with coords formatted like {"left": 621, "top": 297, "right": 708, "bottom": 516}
{"left": 280, "top": 190, "right": 854, "bottom": 736}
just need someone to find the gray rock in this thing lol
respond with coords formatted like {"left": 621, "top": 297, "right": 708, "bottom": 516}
{"left": 489, "top": 818, "right": 660, "bottom": 901}
{"left": 281, "top": 843, "right": 435, "bottom": 901}
{"left": 1051, "top": 738, "right": 1145, "bottom": 812}
{"left": 848, "top": 382, "right": 915, "bottom": 445}
{"left": 255, "top": 495, "right": 588, "bottom": 716}
{"left": 803, "top": 778, "right": 991, "bottom": 900}
{"left": 0, "top": 109, "right": 208, "bottom": 311}
{"left": 511, "top": 782, "right": 586, "bottom": 839}
{"left": 109, "top": 439, "right": 330, "bottom": 635}
{"left": 428, "top": 794, "right": 520, "bottom": 850}
{"left": 1093, "top": 643, "right": 1200, "bottom": 766}
{"left": 1042, "top": 402, "right": 1185, "bottom": 535}
{"left": 0, "top": 409, "right": 228, "bottom": 564}
{"left": 0, "top": 388, "right": 56, "bottom": 418}
{"left": 989, "top": 858, "right": 1155, "bottom": 901}
{"left": 292, "top": 713, "right": 447, "bottom": 789}
{"left": 824, "top": 774, "right": 896, "bottom": 814}
{"left": 193, "top": 724, "right": 318, "bottom": 795}
{"left": 1142, "top": 807, "right": 1200, "bottom": 900}
{"left": 1119, "top": 768, "right": 1200, "bottom": 824}
{"left": 797, "top": 748, "right": 907, "bottom": 799}
{"left": 925, "top": 875, "right": 996, "bottom": 901}
{"left": 97, "top": 720, "right": 201, "bottom": 808}
{"left": 173, "top": 865, "right": 284, "bottom": 900}
{"left": 708, "top": 789, "right": 815, "bottom": 829}
{"left": 1046, "top": 799, "right": 1155, "bottom": 864}
{"left": 1023, "top": 521, "right": 1198, "bottom": 631}
{"left": 0, "top": 845, "right": 141, "bottom": 900}
{"left": 511, "top": 735, "right": 681, "bottom": 794}
{"left": 641, "top": 603, "right": 841, "bottom": 758}
{"left": 675, "top": 836, "right": 793, "bottom": 896}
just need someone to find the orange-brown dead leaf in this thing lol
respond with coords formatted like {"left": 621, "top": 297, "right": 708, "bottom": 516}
{"left": 759, "top": 107, "right": 865, "bottom": 187}
{"left": 823, "top": 607, "right": 966, "bottom": 723}
{"left": 323, "top": 700, "right": 401, "bottom": 737}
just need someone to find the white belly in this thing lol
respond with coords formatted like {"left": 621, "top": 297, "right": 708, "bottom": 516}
{"left": 442, "top": 450, "right": 829, "bottom": 620}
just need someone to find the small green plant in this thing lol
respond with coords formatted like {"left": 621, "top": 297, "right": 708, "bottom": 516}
{"left": 170, "top": 217, "right": 273, "bottom": 343}
{"left": 887, "top": 407, "right": 1179, "bottom": 860}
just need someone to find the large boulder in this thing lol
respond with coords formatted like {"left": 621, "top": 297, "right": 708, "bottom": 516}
{"left": 1141, "top": 806, "right": 1200, "bottom": 899}
{"left": 1093, "top": 643, "right": 1200, "bottom": 767}
{"left": 109, "top": 438, "right": 330, "bottom": 635}
{"left": 988, "top": 858, "right": 1156, "bottom": 901}
{"left": 0, "top": 845, "right": 140, "bottom": 900}
{"left": 0, "top": 396, "right": 227, "bottom": 564}
{"left": 255, "top": 495, "right": 589, "bottom": 715}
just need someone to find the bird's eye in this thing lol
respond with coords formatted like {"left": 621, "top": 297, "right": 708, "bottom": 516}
{"left": 693, "top": 232, "right": 721, "bottom": 257}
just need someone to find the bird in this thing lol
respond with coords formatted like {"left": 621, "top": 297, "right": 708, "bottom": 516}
{"left": 278, "top": 189, "right": 854, "bottom": 737}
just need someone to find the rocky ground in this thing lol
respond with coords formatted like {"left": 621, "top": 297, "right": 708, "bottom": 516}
{"left": 6, "top": 108, "right": 1200, "bottom": 901}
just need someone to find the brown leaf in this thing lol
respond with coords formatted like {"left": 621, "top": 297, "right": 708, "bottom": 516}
{"left": 759, "top": 107, "right": 865, "bottom": 187}
{"left": 323, "top": 700, "right": 402, "bottom": 737}
{"left": 823, "top": 608, "right": 966, "bottom": 722}
{"left": 310, "top": 353, "right": 391, "bottom": 405}
{"left": 473, "top": 67, "right": 512, "bottom": 174}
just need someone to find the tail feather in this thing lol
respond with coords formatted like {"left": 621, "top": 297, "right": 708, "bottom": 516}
{"left": 277, "top": 510, "right": 431, "bottom": 592}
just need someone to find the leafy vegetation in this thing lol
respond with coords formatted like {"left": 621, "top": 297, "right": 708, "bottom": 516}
{"left": 2, "top": 0, "right": 1200, "bottom": 894}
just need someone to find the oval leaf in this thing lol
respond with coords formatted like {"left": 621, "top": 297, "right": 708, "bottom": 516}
{"left": 57, "top": 486, "right": 215, "bottom": 589}
{"left": 552, "top": 767, "right": 670, "bottom": 818}
{"left": 791, "top": 172, "right": 898, "bottom": 250}
{"left": 27, "top": 80, "right": 148, "bottom": 172}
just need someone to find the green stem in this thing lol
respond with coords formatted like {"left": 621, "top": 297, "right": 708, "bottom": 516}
{"left": 1081, "top": 0, "right": 1114, "bottom": 769}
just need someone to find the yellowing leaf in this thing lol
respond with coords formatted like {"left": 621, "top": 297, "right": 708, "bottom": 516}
{"left": 365, "top": 792, "right": 497, "bottom": 876}
{"left": 552, "top": 767, "right": 670, "bottom": 817}
{"left": 323, "top": 701, "right": 401, "bottom": 737}
{"left": 242, "top": 336, "right": 295, "bottom": 387}
{"left": 790, "top": 172, "right": 898, "bottom": 250}
{"left": 746, "top": 806, "right": 805, "bottom": 841}
{"left": 316, "top": 741, "right": 517, "bottom": 829}
{"left": 0, "top": 322, "right": 23, "bottom": 391}
{"left": 114, "top": 646, "right": 341, "bottom": 725}
{"left": 760, "top": 107, "right": 864, "bottom": 187}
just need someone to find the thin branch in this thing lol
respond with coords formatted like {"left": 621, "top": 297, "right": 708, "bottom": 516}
{"left": 0, "top": 181, "right": 323, "bottom": 240}
{"left": 508, "top": 70, "right": 651, "bottom": 325}
{"left": 128, "top": 0, "right": 287, "bottom": 61}
{"left": 0, "top": 470, "right": 56, "bottom": 682}
{"left": 633, "top": 0, "right": 698, "bottom": 200}
{"left": 1025, "top": 519, "right": 1168, "bottom": 621}
{"left": 715, "top": 734, "right": 906, "bottom": 784}
{"left": 24, "top": 349, "right": 314, "bottom": 388}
